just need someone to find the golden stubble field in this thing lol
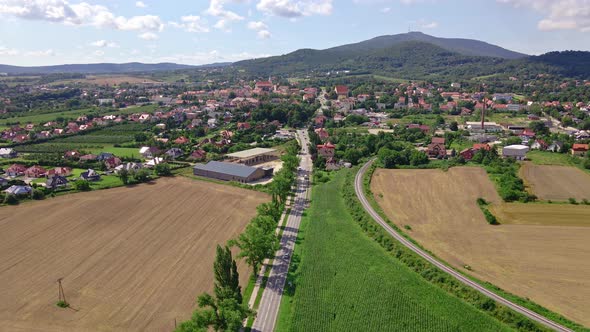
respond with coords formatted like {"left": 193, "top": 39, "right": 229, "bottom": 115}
{"left": 520, "top": 162, "right": 590, "bottom": 201}
{"left": 0, "top": 177, "right": 269, "bottom": 332}
{"left": 371, "top": 167, "right": 590, "bottom": 326}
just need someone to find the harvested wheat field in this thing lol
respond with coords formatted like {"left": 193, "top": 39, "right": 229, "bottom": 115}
{"left": 520, "top": 162, "right": 590, "bottom": 201}
{"left": 491, "top": 203, "right": 590, "bottom": 227}
{"left": 371, "top": 167, "right": 590, "bottom": 326}
{"left": 0, "top": 177, "right": 268, "bottom": 332}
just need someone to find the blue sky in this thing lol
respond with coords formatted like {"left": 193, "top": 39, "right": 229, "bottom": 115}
{"left": 1, "top": 0, "right": 589, "bottom": 66}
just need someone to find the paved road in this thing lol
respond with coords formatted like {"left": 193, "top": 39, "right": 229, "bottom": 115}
{"left": 252, "top": 129, "right": 312, "bottom": 332}
{"left": 355, "top": 159, "right": 573, "bottom": 332}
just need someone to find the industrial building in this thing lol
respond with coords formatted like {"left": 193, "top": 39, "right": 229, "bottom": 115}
{"left": 225, "top": 148, "right": 278, "bottom": 166}
{"left": 193, "top": 161, "right": 273, "bottom": 183}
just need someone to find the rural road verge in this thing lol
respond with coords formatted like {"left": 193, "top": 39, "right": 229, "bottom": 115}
{"left": 355, "top": 159, "right": 573, "bottom": 332}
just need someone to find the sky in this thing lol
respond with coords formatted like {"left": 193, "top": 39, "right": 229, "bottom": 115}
{"left": 1, "top": 0, "right": 590, "bottom": 66}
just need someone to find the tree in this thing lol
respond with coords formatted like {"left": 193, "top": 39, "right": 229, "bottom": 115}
{"left": 118, "top": 169, "right": 129, "bottom": 185}
{"left": 132, "top": 168, "right": 151, "bottom": 183}
{"left": 134, "top": 133, "right": 148, "bottom": 142}
{"left": 233, "top": 223, "right": 278, "bottom": 275}
{"left": 450, "top": 121, "right": 459, "bottom": 131}
{"left": 529, "top": 121, "right": 549, "bottom": 136}
{"left": 154, "top": 163, "right": 172, "bottom": 176}
{"left": 176, "top": 245, "right": 250, "bottom": 332}
{"left": 73, "top": 180, "right": 91, "bottom": 191}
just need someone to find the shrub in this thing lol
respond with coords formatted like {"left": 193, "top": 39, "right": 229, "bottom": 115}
{"left": 4, "top": 194, "right": 18, "bottom": 205}
{"left": 154, "top": 163, "right": 172, "bottom": 176}
{"left": 73, "top": 180, "right": 91, "bottom": 191}
{"left": 32, "top": 189, "right": 45, "bottom": 200}
{"left": 568, "top": 197, "right": 578, "bottom": 205}
{"left": 56, "top": 300, "right": 69, "bottom": 308}
{"left": 582, "top": 199, "right": 589, "bottom": 205}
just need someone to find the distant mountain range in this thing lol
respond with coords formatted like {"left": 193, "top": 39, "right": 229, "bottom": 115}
{"left": 2, "top": 32, "right": 589, "bottom": 80}
{"left": 0, "top": 62, "right": 231, "bottom": 75}
{"left": 235, "top": 32, "right": 590, "bottom": 79}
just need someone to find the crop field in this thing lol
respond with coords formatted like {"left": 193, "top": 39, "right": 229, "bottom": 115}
{"left": 371, "top": 167, "right": 590, "bottom": 326}
{"left": 0, "top": 177, "right": 269, "bottom": 332}
{"left": 73, "top": 75, "right": 161, "bottom": 85}
{"left": 276, "top": 171, "right": 511, "bottom": 332}
{"left": 491, "top": 203, "right": 590, "bottom": 227}
{"left": 520, "top": 162, "right": 590, "bottom": 201}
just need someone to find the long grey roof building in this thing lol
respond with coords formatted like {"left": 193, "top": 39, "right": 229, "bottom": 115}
{"left": 193, "top": 161, "right": 273, "bottom": 183}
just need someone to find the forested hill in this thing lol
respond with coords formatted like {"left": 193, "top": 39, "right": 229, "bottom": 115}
{"left": 235, "top": 35, "right": 590, "bottom": 80}
{"left": 324, "top": 32, "right": 528, "bottom": 59}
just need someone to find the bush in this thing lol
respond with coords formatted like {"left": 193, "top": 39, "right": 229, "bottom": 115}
{"left": 32, "top": 189, "right": 45, "bottom": 200}
{"left": 73, "top": 180, "right": 91, "bottom": 191}
{"left": 568, "top": 197, "right": 578, "bottom": 205}
{"left": 154, "top": 163, "right": 172, "bottom": 176}
{"left": 476, "top": 197, "right": 488, "bottom": 206}
{"left": 4, "top": 194, "right": 18, "bottom": 205}
{"left": 582, "top": 199, "right": 589, "bottom": 205}
{"left": 482, "top": 208, "right": 499, "bottom": 225}
{"left": 56, "top": 300, "right": 69, "bottom": 308}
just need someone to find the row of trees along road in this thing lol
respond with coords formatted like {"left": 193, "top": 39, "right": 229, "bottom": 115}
{"left": 176, "top": 140, "right": 300, "bottom": 332}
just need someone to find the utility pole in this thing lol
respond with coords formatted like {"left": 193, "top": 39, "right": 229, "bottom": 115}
{"left": 57, "top": 278, "right": 68, "bottom": 307}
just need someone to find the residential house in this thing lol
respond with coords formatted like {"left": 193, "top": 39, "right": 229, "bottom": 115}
{"left": 4, "top": 185, "right": 32, "bottom": 195}
{"left": 25, "top": 165, "right": 47, "bottom": 178}
{"left": 64, "top": 150, "right": 81, "bottom": 160}
{"left": 97, "top": 152, "right": 114, "bottom": 161}
{"left": 0, "top": 148, "right": 17, "bottom": 158}
{"left": 427, "top": 137, "right": 447, "bottom": 159}
{"left": 139, "top": 146, "right": 161, "bottom": 159}
{"left": 144, "top": 157, "right": 164, "bottom": 168}
{"left": 237, "top": 122, "right": 251, "bottom": 130}
{"left": 104, "top": 156, "right": 122, "bottom": 169}
{"left": 6, "top": 164, "right": 26, "bottom": 177}
{"left": 547, "top": 141, "right": 564, "bottom": 153}
{"left": 317, "top": 142, "right": 336, "bottom": 158}
{"left": 165, "top": 148, "right": 183, "bottom": 159}
{"left": 530, "top": 139, "right": 548, "bottom": 150}
{"left": 174, "top": 136, "right": 190, "bottom": 145}
{"left": 46, "top": 176, "right": 68, "bottom": 189}
{"left": 80, "top": 154, "right": 98, "bottom": 162}
{"left": 188, "top": 149, "right": 207, "bottom": 161}
{"left": 571, "top": 144, "right": 589, "bottom": 157}
{"left": 114, "top": 162, "right": 142, "bottom": 174}
{"left": 335, "top": 85, "right": 349, "bottom": 99}
{"left": 315, "top": 128, "right": 330, "bottom": 141}
{"left": 47, "top": 167, "right": 72, "bottom": 177}
{"left": 459, "top": 148, "right": 475, "bottom": 161}
{"left": 81, "top": 169, "right": 101, "bottom": 181}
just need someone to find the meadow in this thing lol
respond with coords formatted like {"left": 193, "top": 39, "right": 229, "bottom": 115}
{"left": 276, "top": 170, "right": 512, "bottom": 332}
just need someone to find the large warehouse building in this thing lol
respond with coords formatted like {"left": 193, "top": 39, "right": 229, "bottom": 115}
{"left": 225, "top": 148, "right": 278, "bottom": 166}
{"left": 193, "top": 161, "right": 273, "bottom": 183}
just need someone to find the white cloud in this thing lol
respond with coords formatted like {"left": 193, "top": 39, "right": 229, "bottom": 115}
{"left": 24, "top": 49, "right": 55, "bottom": 57}
{"left": 90, "top": 40, "right": 118, "bottom": 48}
{"left": 247, "top": 20, "right": 271, "bottom": 39}
{"left": 206, "top": 0, "right": 245, "bottom": 30}
{"left": 420, "top": 20, "right": 438, "bottom": 29}
{"left": 0, "top": 0, "right": 164, "bottom": 32}
{"left": 380, "top": 7, "right": 391, "bottom": 13}
{"left": 169, "top": 15, "right": 209, "bottom": 33}
{"left": 498, "top": 0, "right": 590, "bottom": 32}
{"left": 256, "top": 0, "right": 333, "bottom": 18}
{"left": 93, "top": 49, "right": 104, "bottom": 56}
{"left": 0, "top": 46, "right": 19, "bottom": 56}
{"left": 138, "top": 32, "right": 158, "bottom": 40}
{"left": 135, "top": 1, "right": 147, "bottom": 8}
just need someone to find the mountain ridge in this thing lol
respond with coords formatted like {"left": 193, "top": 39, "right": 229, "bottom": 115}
{"left": 0, "top": 62, "right": 231, "bottom": 75}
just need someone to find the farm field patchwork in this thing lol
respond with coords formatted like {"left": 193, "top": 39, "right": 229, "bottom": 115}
{"left": 0, "top": 177, "right": 269, "bottom": 332}
{"left": 519, "top": 162, "right": 590, "bottom": 201}
{"left": 371, "top": 167, "right": 590, "bottom": 326}
{"left": 276, "top": 171, "right": 512, "bottom": 332}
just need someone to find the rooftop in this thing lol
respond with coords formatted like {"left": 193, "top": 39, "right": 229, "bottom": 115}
{"left": 194, "top": 161, "right": 259, "bottom": 178}
{"left": 226, "top": 147, "right": 277, "bottom": 159}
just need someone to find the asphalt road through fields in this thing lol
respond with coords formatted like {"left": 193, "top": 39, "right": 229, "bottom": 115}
{"left": 252, "top": 130, "right": 312, "bottom": 332}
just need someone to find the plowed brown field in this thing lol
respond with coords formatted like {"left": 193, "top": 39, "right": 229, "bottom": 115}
{"left": 0, "top": 177, "right": 269, "bottom": 332}
{"left": 519, "top": 163, "right": 590, "bottom": 201}
{"left": 371, "top": 167, "right": 590, "bottom": 326}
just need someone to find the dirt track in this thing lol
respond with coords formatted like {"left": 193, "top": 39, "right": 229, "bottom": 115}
{"left": 372, "top": 167, "right": 590, "bottom": 326}
{"left": 0, "top": 177, "right": 268, "bottom": 331}
{"left": 520, "top": 163, "right": 590, "bottom": 201}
